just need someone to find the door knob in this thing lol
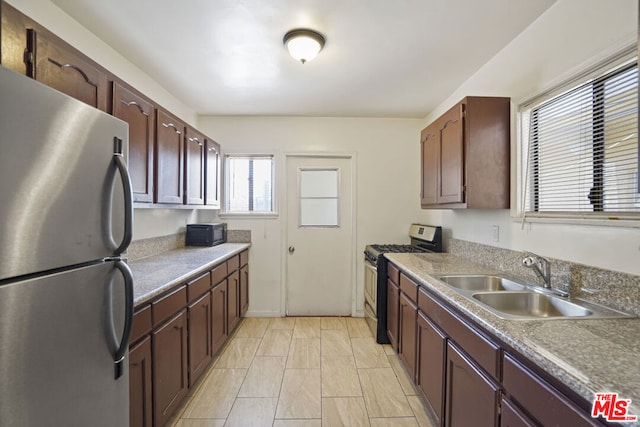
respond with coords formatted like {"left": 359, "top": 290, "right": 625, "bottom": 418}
{"left": 288, "top": 246, "right": 295, "bottom": 254}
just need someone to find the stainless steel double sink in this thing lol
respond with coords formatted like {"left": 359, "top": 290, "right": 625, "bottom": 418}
{"left": 434, "top": 275, "right": 633, "bottom": 320}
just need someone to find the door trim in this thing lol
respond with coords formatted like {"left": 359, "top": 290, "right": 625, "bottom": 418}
{"left": 282, "top": 152, "right": 358, "bottom": 317}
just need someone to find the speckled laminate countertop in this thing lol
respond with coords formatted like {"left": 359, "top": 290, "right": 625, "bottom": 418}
{"left": 385, "top": 252, "right": 640, "bottom": 423}
{"left": 128, "top": 243, "right": 250, "bottom": 306}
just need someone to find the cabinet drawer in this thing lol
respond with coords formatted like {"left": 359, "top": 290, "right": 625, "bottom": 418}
{"left": 387, "top": 262, "right": 400, "bottom": 284}
{"left": 503, "top": 353, "right": 599, "bottom": 427}
{"left": 418, "top": 287, "right": 500, "bottom": 380}
{"left": 400, "top": 273, "right": 418, "bottom": 303}
{"left": 227, "top": 255, "right": 240, "bottom": 272}
{"left": 211, "top": 262, "right": 228, "bottom": 285}
{"left": 130, "top": 305, "right": 152, "bottom": 344}
{"left": 187, "top": 272, "right": 211, "bottom": 302}
{"left": 152, "top": 286, "right": 187, "bottom": 327}
{"left": 240, "top": 250, "right": 249, "bottom": 267}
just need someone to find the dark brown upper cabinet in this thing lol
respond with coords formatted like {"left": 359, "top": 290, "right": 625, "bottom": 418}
{"left": 184, "top": 127, "right": 206, "bottom": 205}
{"left": 25, "top": 29, "right": 108, "bottom": 112}
{"left": 2, "top": 2, "right": 226, "bottom": 210}
{"left": 155, "top": 109, "right": 185, "bottom": 204}
{"left": 112, "top": 82, "right": 155, "bottom": 203}
{"left": 420, "top": 122, "right": 439, "bottom": 206}
{"left": 420, "top": 96, "right": 510, "bottom": 209}
{"left": 205, "top": 139, "right": 221, "bottom": 208}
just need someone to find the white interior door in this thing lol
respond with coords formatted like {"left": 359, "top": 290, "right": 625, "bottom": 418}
{"left": 286, "top": 156, "right": 353, "bottom": 316}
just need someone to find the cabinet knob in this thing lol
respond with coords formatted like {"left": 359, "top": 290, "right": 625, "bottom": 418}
{"left": 288, "top": 246, "right": 295, "bottom": 254}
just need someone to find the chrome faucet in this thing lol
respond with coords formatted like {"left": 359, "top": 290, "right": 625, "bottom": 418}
{"left": 522, "top": 252, "right": 551, "bottom": 289}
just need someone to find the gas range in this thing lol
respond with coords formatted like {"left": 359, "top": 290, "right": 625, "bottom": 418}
{"left": 363, "top": 224, "right": 443, "bottom": 344}
{"left": 364, "top": 244, "right": 428, "bottom": 264}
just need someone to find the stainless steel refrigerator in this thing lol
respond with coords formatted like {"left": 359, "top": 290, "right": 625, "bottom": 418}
{"left": 0, "top": 65, "right": 134, "bottom": 426}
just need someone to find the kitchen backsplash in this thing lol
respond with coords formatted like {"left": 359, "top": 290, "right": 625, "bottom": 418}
{"left": 449, "top": 238, "right": 640, "bottom": 316}
{"left": 128, "top": 229, "right": 251, "bottom": 261}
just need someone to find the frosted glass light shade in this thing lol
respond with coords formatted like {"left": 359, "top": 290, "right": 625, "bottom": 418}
{"left": 283, "top": 29, "right": 325, "bottom": 64}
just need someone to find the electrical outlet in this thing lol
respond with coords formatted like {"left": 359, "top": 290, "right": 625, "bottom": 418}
{"left": 492, "top": 225, "right": 500, "bottom": 242}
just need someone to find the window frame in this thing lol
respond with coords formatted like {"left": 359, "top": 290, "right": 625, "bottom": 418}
{"left": 514, "top": 46, "right": 640, "bottom": 227}
{"left": 220, "top": 152, "right": 278, "bottom": 218}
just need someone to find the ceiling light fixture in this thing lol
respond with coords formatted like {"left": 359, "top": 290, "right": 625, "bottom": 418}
{"left": 283, "top": 28, "right": 325, "bottom": 64}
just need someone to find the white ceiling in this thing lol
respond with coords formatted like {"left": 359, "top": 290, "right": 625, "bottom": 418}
{"left": 52, "top": 0, "right": 556, "bottom": 118}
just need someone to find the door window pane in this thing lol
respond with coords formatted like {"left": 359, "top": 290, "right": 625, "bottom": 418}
{"left": 300, "top": 170, "right": 338, "bottom": 197}
{"left": 299, "top": 169, "right": 339, "bottom": 227}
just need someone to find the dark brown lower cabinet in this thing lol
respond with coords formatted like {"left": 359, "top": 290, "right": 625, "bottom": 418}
{"left": 416, "top": 311, "right": 446, "bottom": 425}
{"left": 501, "top": 397, "right": 536, "bottom": 427}
{"left": 240, "top": 264, "right": 249, "bottom": 316}
{"left": 445, "top": 342, "right": 499, "bottom": 427}
{"left": 126, "top": 254, "right": 248, "bottom": 426}
{"left": 398, "top": 292, "right": 417, "bottom": 377}
{"left": 386, "top": 279, "right": 400, "bottom": 350}
{"left": 129, "top": 336, "right": 152, "bottom": 427}
{"left": 187, "top": 292, "right": 212, "bottom": 387}
{"left": 502, "top": 353, "right": 600, "bottom": 427}
{"left": 227, "top": 270, "right": 240, "bottom": 332}
{"left": 152, "top": 310, "right": 188, "bottom": 427}
{"left": 211, "top": 279, "right": 228, "bottom": 355}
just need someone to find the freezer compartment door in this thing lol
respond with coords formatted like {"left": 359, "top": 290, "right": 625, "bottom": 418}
{"left": 0, "top": 66, "right": 131, "bottom": 280}
{"left": 0, "top": 261, "right": 130, "bottom": 427}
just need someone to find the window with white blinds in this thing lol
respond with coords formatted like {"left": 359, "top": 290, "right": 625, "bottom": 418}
{"left": 225, "top": 155, "right": 275, "bottom": 213}
{"left": 519, "top": 51, "right": 639, "bottom": 222}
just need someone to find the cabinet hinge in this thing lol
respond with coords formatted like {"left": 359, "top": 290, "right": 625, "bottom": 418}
{"left": 461, "top": 185, "right": 466, "bottom": 195}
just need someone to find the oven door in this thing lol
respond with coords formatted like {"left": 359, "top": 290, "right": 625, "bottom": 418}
{"left": 364, "top": 259, "right": 378, "bottom": 335}
{"left": 364, "top": 260, "right": 377, "bottom": 310}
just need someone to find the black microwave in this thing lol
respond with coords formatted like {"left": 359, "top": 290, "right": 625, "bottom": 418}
{"left": 185, "top": 223, "right": 227, "bottom": 246}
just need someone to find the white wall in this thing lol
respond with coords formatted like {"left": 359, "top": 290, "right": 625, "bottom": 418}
{"left": 197, "top": 117, "right": 423, "bottom": 316}
{"left": 6, "top": 0, "right": 198, "bottom": 125}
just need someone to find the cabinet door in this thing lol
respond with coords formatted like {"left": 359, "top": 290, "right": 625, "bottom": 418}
{"left": 26, "top": 29, "right": 108, "bottom": 111}
{"left": 129, "top": 336, "right": 152, "bottom": 427}
{"left": 445, "top": 342, "right": 499, "bottom": 427}
{"left": 205, "top": 139, "right": 221, "bottom": 207}
{"left": 502, "top": 353, "right": 599, "bottom": 427}
{"left": 438, "top": 102, "right": 465, "bottom": 204}
{"left": 152, "top": 310, "right": 188, "bottom": 427}
{"left": 211, "top": 279, "right": 228, "bottom": 355}
{"left": 112, "top": 82, "right": 155, "bottom": 203}
{"left": 184, "top": 127, "right": 205, "bottom": 205}
{"left": 227, "top": 270, "right": 240, "bottom": 332}
{"left": 386, "top": 279, "right": 400, "bottom": 351}
{"left": 421, "top": 124, "right": 439, "bottom": 206}
{"left": 416, "top": 311, "right": 446, "bottom": 425}
{"left": 155, "top": 109, "right": 185, "bottom": 204}
{"left": 188, "top": 292, "right": 212, "bottom": 387}
{"left": 501, "top": 397, "right": 536, "bottom": 427}
{"left": 240, "top": 264, "right": 249, "bottom": 316}
{"left": 398, "top": 292, "right": 417, "bottom": 378}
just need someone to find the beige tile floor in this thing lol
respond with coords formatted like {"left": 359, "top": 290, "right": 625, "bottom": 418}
{"left": 171, "top": 317, "right": 435, "bottom": 427}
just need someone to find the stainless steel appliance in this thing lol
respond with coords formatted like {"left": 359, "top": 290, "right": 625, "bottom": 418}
{"left": 0, "top": 65, "right": 134, "bottom": 426}
{"left": 364, "top": 224, "right": 442, "bottom": 343}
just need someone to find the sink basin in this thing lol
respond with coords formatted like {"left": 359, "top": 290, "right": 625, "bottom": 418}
{"left": 434, "top": 274, "right": 634, "bottom": 320}
{"left": 472, "top": 291, "right": 592, "bottom": 319}
{"left": 437, "top": 275, "right": 526, "bottom": 292}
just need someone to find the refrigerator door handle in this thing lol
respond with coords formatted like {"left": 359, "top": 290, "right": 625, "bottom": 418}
{"left": 113, "top": 260, "right": 134, "bottom": 379}
{"left": 113, "top": 137, "right": 133, "bottom": 255}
